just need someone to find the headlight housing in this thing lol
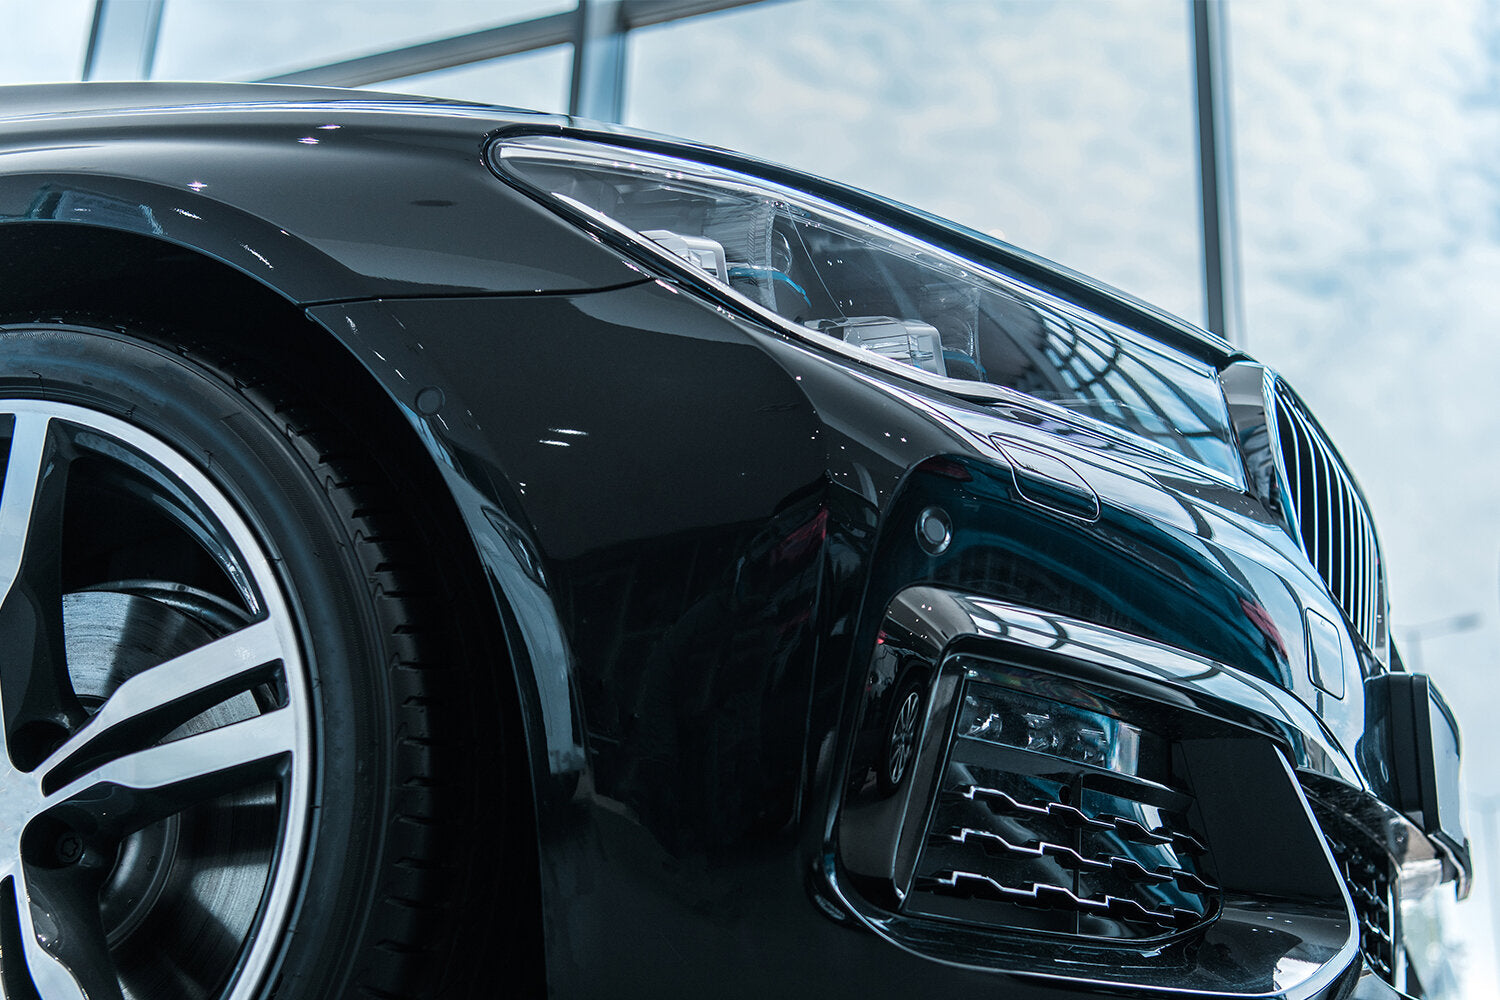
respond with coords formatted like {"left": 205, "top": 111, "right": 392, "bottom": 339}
{"left": 493, "top": 132, "right": 1239, "bottom": 479}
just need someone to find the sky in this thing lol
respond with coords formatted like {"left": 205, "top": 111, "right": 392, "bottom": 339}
{"left": 3, "top": 0, "right": 1498, "bottom": 993}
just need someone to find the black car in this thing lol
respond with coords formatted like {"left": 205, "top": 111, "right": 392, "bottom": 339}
{"left": 0, "top": 82, "right": 1469, "bottom": 1000}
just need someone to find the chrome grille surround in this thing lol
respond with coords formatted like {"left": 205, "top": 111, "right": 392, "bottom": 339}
{"left": 1268, "top": 380, "right": 1387, "bottom": 656}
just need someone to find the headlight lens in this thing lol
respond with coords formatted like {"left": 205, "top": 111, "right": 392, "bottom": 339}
{"left": 494, "top": 134, "right": 1238, "bottom": 477}
{"left": 961, "top": 683, "right": 1146, "bottom": 777}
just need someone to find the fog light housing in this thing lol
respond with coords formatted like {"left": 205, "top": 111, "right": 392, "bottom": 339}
{"left": 961, "top": 684, "right": 1145, "bottom": 777}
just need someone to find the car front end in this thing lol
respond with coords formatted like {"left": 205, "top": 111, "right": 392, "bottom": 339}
{"left": 0, "top": 84, "right": 1470, "bottom": 999}
{"left": 491, "top": 129, "right": 1471, "bottom": 998}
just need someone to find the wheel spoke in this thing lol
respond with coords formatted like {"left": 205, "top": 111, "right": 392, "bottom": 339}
{"left": 0, "top": 413, "right": 84, "bottom": 767}
{"left": 17, "top": 865, "right": 123, "bottom": 1000}
{"left": 0, "top": 876, "right": 39, "bottom": 1000}
{"left": 46, "top": 709, "right": 295, "bottom": 838}
{"left": 0, "top": 396, "right": 314, "bottom": 1000}
{"left": 39, "top": 618, "right": 285, "bottom": 795}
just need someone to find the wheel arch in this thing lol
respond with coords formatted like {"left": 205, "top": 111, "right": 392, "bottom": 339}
{"left": 0, "top": 219, "right": 548, "bottom": 991}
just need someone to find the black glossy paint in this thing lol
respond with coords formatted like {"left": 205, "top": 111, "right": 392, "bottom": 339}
{"left": 0, "top": 82, "right": 1466, "bottom": 998}
{"left": 0, "top": 84, "right": 640, "bottom": 299}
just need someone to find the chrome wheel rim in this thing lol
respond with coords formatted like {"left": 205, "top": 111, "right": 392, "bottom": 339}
{"left": 887, "top": 689, "right": 920, "bottom": 786}
{"left": 0, "top": 401, "right": 312, "bottom": 1000}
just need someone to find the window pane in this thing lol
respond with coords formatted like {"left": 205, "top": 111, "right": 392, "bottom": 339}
{"left": 366, "top": 44, "right": 569, "bottom": 112}
{"left": 627, "top": 0, "right": 1204, "bottom": 326}
{"left": 0, "top": 0, "right": 93, "bottom": 83}
{"left": 153, "top": 0, "right": 571, "bottom": 82}
{"left": 1232, "top": 4, "right": 1500, "bottom": 996}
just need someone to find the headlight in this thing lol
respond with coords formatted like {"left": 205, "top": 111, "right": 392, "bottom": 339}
{"left": 493, "top": 133, "right": 1239, "bottom": 478}
{"left": 961, "top": 683, "right": 1148, "bottom": 777}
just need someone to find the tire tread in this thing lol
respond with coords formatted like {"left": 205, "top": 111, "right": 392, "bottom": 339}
{"left": 182, "top": 345, "right": 494, "bottom": 999}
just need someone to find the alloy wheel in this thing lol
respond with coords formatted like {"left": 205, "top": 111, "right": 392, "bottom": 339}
{"left": 0, "top": 401, "right": 311, "bottom": 999}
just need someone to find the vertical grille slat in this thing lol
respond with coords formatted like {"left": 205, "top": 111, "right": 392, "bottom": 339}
{"left": 1357, "top": 506, "right": 1369, "bottom": 640}
{"left": 1340, "top": 463, "right": 1361, "bottom": 629}
{"left": 1337, "top": 464, "right": 1353, "bottom": 621}
{"left": 1366, "top": 516, "right": 1377, "bottom": 641}
{"left": 1330, "top": 453, "right": 1346, "bottom": 614}
{"left": 1270, "top": 386, "right": 1383, "bottom": 653}
{"left": 1355, "top": 504, "right": 1375, "bottom": 641}
{"left": 1314, "top": 423, "right": 1334, "bottom": 597}
{"left": 1304, "top": 411, "right": 1322, "bottom": 569}
{"left": 1354, "top": 511, "right": 1367, "bottom": 640}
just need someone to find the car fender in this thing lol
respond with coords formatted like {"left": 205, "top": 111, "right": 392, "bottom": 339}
{"left": 0, "top": 108, "right": 641, "bottom": 300}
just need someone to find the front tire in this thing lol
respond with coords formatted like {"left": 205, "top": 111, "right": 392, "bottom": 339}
{"left": 0, "top": 324, "right": 493, "bottom": 999}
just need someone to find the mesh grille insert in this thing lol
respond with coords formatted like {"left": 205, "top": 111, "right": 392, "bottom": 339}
{"left": 1324, "top": 828, "right": 1396, "bottom": 983}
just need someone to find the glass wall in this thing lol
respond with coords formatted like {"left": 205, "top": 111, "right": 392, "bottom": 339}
{"left": 628, "top": 0, "right": 1206, "bottom": 326}
{"left": 1231, "top": 3, "right": 1500, "bottom": 994}
{"left": 0, "top": 0, "right": 93, "bottom": 84}
{"left": 151, "top": 0, "right": 570, "bottom": 82}
{"left": 368, "top": 45, "right": 570, "bottom": 111}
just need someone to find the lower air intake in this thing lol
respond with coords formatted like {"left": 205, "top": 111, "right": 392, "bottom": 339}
{"left": 838, "top": 590, "right": 1360, "bottom": 995}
